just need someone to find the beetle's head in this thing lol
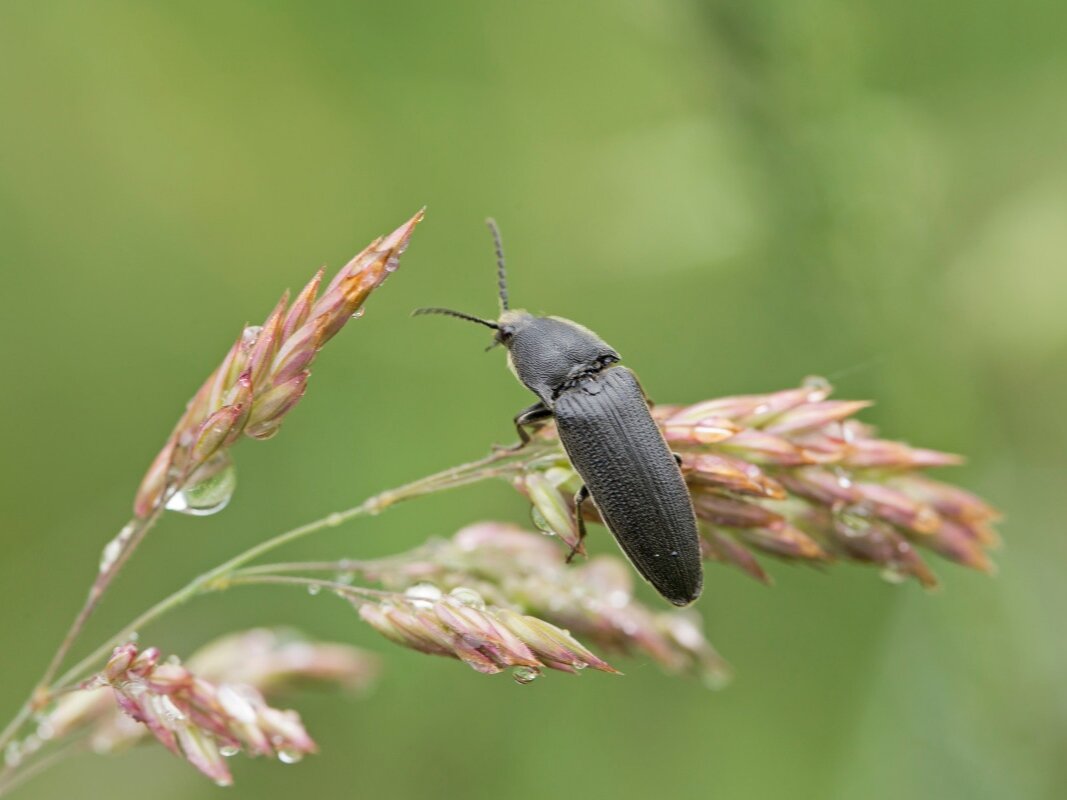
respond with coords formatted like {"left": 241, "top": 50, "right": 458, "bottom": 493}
{"left": 413, "top": 219, "right": 619, "bottom": 404}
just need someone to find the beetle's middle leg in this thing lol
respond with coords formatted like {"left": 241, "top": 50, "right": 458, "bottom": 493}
{"left": 566, "top": 485, "right": 591, "bottom": 564}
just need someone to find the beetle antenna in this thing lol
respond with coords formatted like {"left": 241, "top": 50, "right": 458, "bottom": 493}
{"left": 412, "top": 307, "right": 499, "bottom": 330}
{"left": 485, "top": 217, "right": 509, "bottom": 312}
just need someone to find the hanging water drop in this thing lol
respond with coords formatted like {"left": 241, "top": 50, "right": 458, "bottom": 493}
{"left": 512, "top": 666, "right": 540, "bottom": 685}
{"left": 530, "top": 506, "right": 553, "bottom": 536}
{"left": 351, "top": 307, "right": 366, "bottom": 319}
{"left": 219, "top": 744, "right": 241, "bottom": 758}
{"left": 166, "top": 452, "right": 237, "bottom": 516}
{"left": 277, "top": 748, "right": 304, "bottom": 764}
{"left": 307, "top": 583, "right": 321, "bottom": 596}
{"left": 880, "top": 565, "right": 908, "bottom": 585}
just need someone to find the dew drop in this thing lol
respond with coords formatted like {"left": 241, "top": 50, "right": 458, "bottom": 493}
{"left": 306, "top": 583, "right": 321, "bottom": 596}
{"left": 150, "top": 694, "right": 187, "bottom": 729}
{"left": 449, "top": 587, "right": 486, "bottom": 610}
{"left": 404, "top": 582, "right": 442, "bottom": 609}
{"left": 880, "top": 565, "right": 908, "bottom": 585}
{"left": 351, "top": 307, "right": 366, "bottom": 319}
{"left": 326, "top": 512, "right": 344, "bottom": 527}
{"left": 35, "top": 719, "right": 55, "bottom": 742}
{"left": 166, "top": 452, "right": 237, "bottom": 516}
{"left": 3, "top": 742, "right": 21, "bottom": 767}
{"left": 165, "top": 654, "right": 182, "bottom": 666}
{"left": 802, "top": 374, "right": 832, "bottom": 401}
{"left": 512, "top": 666, "right": 540, "bottom": 685}
{"left": 241, "top": 325, "right": 263, "bottom": 347}
{"left": 220, "top": 744, "right": 241, "bottom": 758}
{"left": 530, "top": 506, "right": 554, "bottom": 536}
{"left": 277, "top": 748, "right": 304, "bottom": 764}
{"left": 834, "top": 504, "right": 871, "bottom": 538}
{"left": 99, "top": 522, "right": 136, "bottom": 573}
{"left": 834, "top": 468, "right": 853, "bottom": 490}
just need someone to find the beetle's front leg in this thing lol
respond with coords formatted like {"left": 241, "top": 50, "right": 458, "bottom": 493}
{"left": 495, "top": 402, "right": 554, "bottom": 451}
{"left": 566, "top": 485, "right": 591, "bottom": 563}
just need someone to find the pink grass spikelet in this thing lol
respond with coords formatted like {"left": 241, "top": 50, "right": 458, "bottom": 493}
{"left": 512, "top": 377, "right": 999, "bottom": 588}
{"left": 133, "top": 210, "right": 424, "bottom": 518}
{"left": 356, "top": 584, "right": 618, "bottom": 683}
{"left": 94, "top": 643, "right": 318, "bottom": 784}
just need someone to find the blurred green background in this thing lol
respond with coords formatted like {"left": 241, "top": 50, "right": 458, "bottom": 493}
{"left": 1, "top": 1, "right": 1064, "bottom": 798}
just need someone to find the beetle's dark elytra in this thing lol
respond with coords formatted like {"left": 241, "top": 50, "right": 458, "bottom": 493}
{"left": 553, "top": 366, "right": 703, "bottom": 605}
{"left": 413, "top": 219, "right": 704, "bottom": 606}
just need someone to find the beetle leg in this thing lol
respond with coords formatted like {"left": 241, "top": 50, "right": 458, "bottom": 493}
{"left": 566, "top": 485, "right": 591, "bottom": 564}
{"left": 673, "top": 452, "right": 684, "bottom": 467}
{"left": 494, "top": 402, "right": 554, "bottom": 451}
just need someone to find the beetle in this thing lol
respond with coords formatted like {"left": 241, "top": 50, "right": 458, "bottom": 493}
{"left": 414, "top": 220, "right": 703, "bottom": 606}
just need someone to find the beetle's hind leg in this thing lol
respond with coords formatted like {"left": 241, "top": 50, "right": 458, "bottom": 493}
{"left": 495, "top": 402, "right": 554, "bottom": 452}
{"left": 566, "top": 485, "right": 591, "bottom": 564}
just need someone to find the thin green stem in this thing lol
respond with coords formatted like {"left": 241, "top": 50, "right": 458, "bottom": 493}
{"left": 0, "top": 737, "right": 90, "bottom": 798}
{"left": 51, "top": 445, "right": 539, "bottom": 692}
{"left": 0, "top": 444, "right": 544, "bottom": 765}
{"left": 233, "top": 555, "right": 416, "bottom": 577}
{"left": 225, "top": 573, "right": 394, "bottom": 602}
{"left": 0, "top": 509, "right": 164, "bottom": 756}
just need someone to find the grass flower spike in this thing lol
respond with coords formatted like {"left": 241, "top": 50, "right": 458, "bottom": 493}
{"left": 94, "top": 643, "right": 318, "bottom": 785}
{"left": 510, "top": 377, "right": 1000, "bottom": 588}
{"left": 356, "top": 583, "right": 618, "bottom": 682}
{"left": 133, "top": 209, "right": 424, "bottom": 518}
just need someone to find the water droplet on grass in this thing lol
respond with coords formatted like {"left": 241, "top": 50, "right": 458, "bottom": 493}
{"left": 449, "top": 587, "right": 486, "bottom": 610}
{"left": 166, "top": 452, "right": 236, "bottom": 516}
{"left": 99, "top": 522, "right": 136, "bottom": 572}
{"left": 277, "top": 748, "right": 304, "bottom": 764}
{"left": 512, "top": 666, "right": 540, "bottom": 685}
{"left": 404, "top": 583, "right": 442, "bottom": 609}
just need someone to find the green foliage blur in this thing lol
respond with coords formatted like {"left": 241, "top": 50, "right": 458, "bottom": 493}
{"left": 1, "top": 2, "right": 1063, "bottom": 798}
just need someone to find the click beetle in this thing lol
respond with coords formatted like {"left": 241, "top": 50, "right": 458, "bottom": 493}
{"left": 415, "top": 220, "right": 703, "bottom": 606}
